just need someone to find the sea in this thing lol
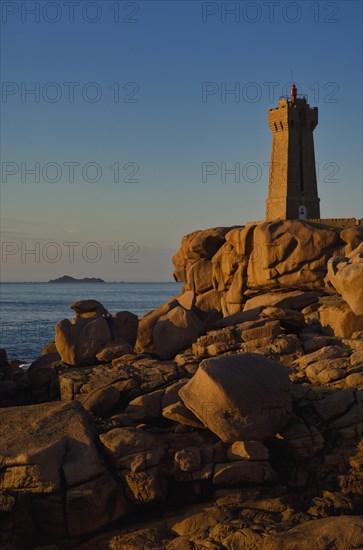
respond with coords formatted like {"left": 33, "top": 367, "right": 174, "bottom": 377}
{"left": 0, "top": 282, "right": 184, "bottom": 363}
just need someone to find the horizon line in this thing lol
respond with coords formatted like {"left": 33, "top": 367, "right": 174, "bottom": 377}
{"left": 0, "top": 280, "right": 180, "bottom": 284}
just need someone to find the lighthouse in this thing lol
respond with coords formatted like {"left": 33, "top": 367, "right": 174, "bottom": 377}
{"left": 266, "top": 84, "right": 321, "bottom": 220}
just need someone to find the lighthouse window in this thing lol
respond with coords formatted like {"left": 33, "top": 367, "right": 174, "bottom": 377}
{"left": 280, "top": 121, "right": 283, "bottom": 131}
{"left": 274, "top": 122, "right": 278, "bottom": 132}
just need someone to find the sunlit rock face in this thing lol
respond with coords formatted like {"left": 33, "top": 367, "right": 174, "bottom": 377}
{"left": 327, "top": 242, "right": 363, "bottom": 315}
{"left": 179, "top": 352, "right": 292, "bottom": 442}
{"left": 1, "top": 220, "right": 363, "bottom": 549}
{"left": 169, "top": 220, "right": 363, "bottom": 342}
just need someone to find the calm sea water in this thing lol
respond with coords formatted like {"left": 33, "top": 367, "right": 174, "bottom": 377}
{"left": 0, "top": 282, "right": 183, "bottom": 362}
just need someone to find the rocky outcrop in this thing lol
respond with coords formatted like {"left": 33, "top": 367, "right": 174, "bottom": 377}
{"left": 55, "top": 300, "right": 138, "bottom": 367}
{"left": 135, "top": 294, "right": 221, "bottom": 357}
{"left": 172, "top": 226, "right": 233, "bottom": 282}
{"left": 167, "top": 219, "right": 362, "bottom": 355}
{"left": 246, "top": 220, "right": 340, "bottom": 290}
{"left": 2, "top": 306, "right": 363, "bottom": 548}
{"left": 0, "top": 401, "right": 128, "bottom": 547}
{"left": 135, "top": 298, "right": 179, "bottom": 354}
{"left": 172, "top": 220, "right": 345, "bottom": 318}
{"left": 1, "top": 219, "right": 363, "bottom": 549}
{"left": 55, "top": 315, "right": 111, "bottom": 366}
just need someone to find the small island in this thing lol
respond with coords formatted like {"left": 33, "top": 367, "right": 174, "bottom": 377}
{"left": 48, "top": 275, "right": 105, "bottom": 283}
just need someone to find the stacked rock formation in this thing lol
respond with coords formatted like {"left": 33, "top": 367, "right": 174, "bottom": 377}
{"left": 1, "top": 219, "right": 363, "bottom": 549}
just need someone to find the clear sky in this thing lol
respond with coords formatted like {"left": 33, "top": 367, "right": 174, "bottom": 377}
{"left": 1, "top": 0, "right": 362, "bottom": 281}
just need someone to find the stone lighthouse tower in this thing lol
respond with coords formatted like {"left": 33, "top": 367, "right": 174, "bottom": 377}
{"left": 266, "top": 84, "right": 320, "bottom": 220}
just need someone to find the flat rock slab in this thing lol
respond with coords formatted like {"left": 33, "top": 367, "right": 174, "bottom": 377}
{"left": 179, "top": 353, "right": 292, "bottom": 442}
{"left": 60, "top": 356, "right": 185, "bottom": 403}
{"left": 244, "top": 290, "right": 320, "bottom": 311}
{"left": 162, "top": 401, "right": 205, "bottom": 428}
{"left": 213, "top": 307, "right": 262, "bottom": 328}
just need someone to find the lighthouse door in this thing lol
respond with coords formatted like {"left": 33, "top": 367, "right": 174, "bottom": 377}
{"left": 299, "top": 205, "right": 307, "bottom": 220}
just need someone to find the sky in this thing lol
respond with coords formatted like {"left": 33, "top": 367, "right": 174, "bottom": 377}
{"left": 1, "top": 0, "right": 362, "bottom": 281}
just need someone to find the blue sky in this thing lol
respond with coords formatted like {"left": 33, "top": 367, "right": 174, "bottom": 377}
{"left": 1, "top": 0, "right": 362, "bottom": 281}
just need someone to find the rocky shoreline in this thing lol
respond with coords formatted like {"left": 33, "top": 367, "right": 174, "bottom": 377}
{"left": 1, "top": 219, "right": 362, "bottom": 549}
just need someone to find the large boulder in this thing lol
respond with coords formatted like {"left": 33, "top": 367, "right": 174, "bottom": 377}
{"left": 184, "top": 227, "right": 230, "bottom": 259}
{"left": 25, "top": 352, "right": 63, "bottom": 390}
{"left": 211, "top": 239, "right": 241, "bottom": 292}
{"left": 247, "top": 220, "right": 340, "bottom": 291}
{"left": 223, "top": 263, "right": 248, "bottom": 309}
{"left": 319, "top": 299, "right": 363, "bottom": 338}
{"left": 153, "top": 305, "right": 202, "bottom": 360}
{"left": 212, "top": 225, "right": 256, "bottom": 300}
{"left": 179, "top": 353, "right": 292, "bottom": 442}
{"left": 171, "top": 221, "right": 344, "bottom": 323}
{"left": 340, "top": 226, "right": 363, "bottom": 254}
{"left": 135, "top": 298, "right": 179, "bottom": 354}
{"left": 100, "top": 426, "right": 160, "bottom": 455}
{"left": 186, "top": 259, "right": 213, "bottom": 293}
{"left": 327, "top": 243, "right": 363, "bottom": 315}
{"left": 80, "top": 385, "right": 121, "bottom": 414}
{"left": 172, "top": 227, "right": 231, "bottom": 281}
{"left": 96, "top": 339, "right": 133, "bottom": 362}
{"left": 70, "top": 299, "right": 108, "bottom": 318}
{"left": 112, "top": 311, "right": 139, "bottom": 346}
{"left": 0, "top": 401, "right": 128, "bottom": 544}
{"left": 55, "top": 300, "right": 138, "bottom": 366}
{"left": 55, "top": 315, "right": 111, "bottom": 366}
{"left": 195, "top": 289, "right": 223, "bottom": 313}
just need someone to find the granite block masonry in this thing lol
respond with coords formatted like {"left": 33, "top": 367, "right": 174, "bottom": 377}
{"left": 266, "top": 85, "right": 320, "bottom": 221}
